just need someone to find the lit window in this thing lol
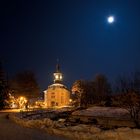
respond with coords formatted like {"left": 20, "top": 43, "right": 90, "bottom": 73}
{"left": 60, "top": 75, "right": 62, "bottom": 80}
{"left": 55, "top": 75, "right": 59, "bottom": 79}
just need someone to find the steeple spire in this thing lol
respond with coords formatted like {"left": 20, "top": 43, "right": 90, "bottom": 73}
{"left": 56, "top": 58, "right": 60, "bottom": 72}
{"left": 56, "top": 64, "right": 60, "bottom": 72}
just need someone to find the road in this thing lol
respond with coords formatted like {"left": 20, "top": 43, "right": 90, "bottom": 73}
{"left": 0, "top": 113, "right": 69, "bottom": 140}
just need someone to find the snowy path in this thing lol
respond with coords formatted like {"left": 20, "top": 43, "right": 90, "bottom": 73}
{"left": 0, "top": 113, "right": 69, "bottom": 140}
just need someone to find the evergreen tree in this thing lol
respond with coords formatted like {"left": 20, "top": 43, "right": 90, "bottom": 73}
{"left": 94, "top": 74, "right": 112, "bottom": 104}
{"left": 0, "top": 62, "right": 9, "bottom": 109}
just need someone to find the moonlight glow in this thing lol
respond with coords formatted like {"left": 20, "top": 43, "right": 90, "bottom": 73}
{"left": 107, "top": 16, "right": 115, "bottom": 23}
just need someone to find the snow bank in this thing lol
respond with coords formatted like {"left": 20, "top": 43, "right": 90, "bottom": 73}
{"left": 72, "top": 107, "right": 129, "bottom": 118}
{"left": 9, "top": 113, "right": 140, "bottom": 140}
{"left": 70, "top": 107, "right": 136, "bottom": 128}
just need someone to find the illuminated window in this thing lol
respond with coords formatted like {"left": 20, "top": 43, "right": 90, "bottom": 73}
{"left": 55, "top": 75, "right": 59, "bottom": 79}
{"left": 60, "top": 75, "right": 62, "bottom": 80}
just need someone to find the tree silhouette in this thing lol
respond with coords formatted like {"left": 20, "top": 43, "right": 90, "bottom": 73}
{"left": 94, "top": 74, "right": 112, "bottom": 105}
{"left": 71, "top": 74, "right": 112, "bottom": 107}
{"left": 71, "top": 80, "right": 86, "bottom": 107}
{"left": 10, "top": 71, "right": 40, "bottom": 99}
{"left": 115, "top": 73, "right": 140, "bottom": 128}
{"left": 71, "top": 80, "right": 95, "bottom": 107}
{"left": 0, "top": 62, "right": 9, "bottom": 109}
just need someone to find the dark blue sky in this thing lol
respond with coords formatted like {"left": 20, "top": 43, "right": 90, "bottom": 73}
{"left": 1, "top": 0, "right": 140, "bottom": 90}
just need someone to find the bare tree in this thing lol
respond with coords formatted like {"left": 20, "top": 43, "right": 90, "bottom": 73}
{"left": 71, "top": 74, "right": 112, "bottom": 107}
{"left": 71, "top": 80, "right": 86, "bottom": 107}
{"left": 115, "top": 73, "right": 140, "bottom": 128}
{"left": 10, "top": 70, "right": 40, "bottom": 99}
{"left": 71, "top": 80, "right": 94, "bottom": 107}
{"left": 114, "top": 92, "right": 140, "bottom": 128}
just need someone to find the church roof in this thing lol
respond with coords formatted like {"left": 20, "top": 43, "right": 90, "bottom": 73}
{"left": 48, "top": 83, "right": 67, "bottom": 89}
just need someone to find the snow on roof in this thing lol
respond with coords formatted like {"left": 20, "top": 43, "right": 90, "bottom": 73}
{"left": 48, "top": 83, "right": 67, "bottom": 89}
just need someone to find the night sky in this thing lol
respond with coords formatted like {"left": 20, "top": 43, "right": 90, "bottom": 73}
{"left": 1, "top": 0, "right": 140, "bottom": 91}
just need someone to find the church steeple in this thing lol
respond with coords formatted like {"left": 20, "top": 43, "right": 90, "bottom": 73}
{"left": 53, "top": 62, "right": 63, "bottom": 83}
{"left": 56, "top": 63, "right": 60, "bottom": 73}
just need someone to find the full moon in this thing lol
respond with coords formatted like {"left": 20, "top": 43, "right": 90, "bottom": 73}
{"left": 107, "top": 16, "right": 114, "bottom": 23}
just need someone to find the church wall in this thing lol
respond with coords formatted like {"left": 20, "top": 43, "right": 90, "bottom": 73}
{"left": 44, "top": 86, "right": 70, "bottom": 107}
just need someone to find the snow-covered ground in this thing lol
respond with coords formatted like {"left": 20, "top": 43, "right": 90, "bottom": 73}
{"left": 9, "top": 107, "right": 140, "bottom": 140}
{"left": 0, "top": 113, "right": 68, "bottom": 140}
{"left": 72, "top": 107, "right": 130, "bottom": 118}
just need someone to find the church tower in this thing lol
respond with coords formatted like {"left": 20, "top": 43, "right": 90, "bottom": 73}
{"left": 44, "top": 63, "right": 70, "bottom": 108}
{"left": 53, "top": 64, "right": 63, "bottom": 83}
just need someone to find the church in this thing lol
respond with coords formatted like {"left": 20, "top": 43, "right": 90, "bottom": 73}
{"left": 44, "top": 64, "right": 70, "bottom": 108}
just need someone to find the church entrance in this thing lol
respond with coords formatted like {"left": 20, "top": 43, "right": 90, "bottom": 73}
{"left": 51, "top": 101, "right": 58, "bottom": 107}
{"left": 51, "top": 101, "right": 55, "bottom": 107}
